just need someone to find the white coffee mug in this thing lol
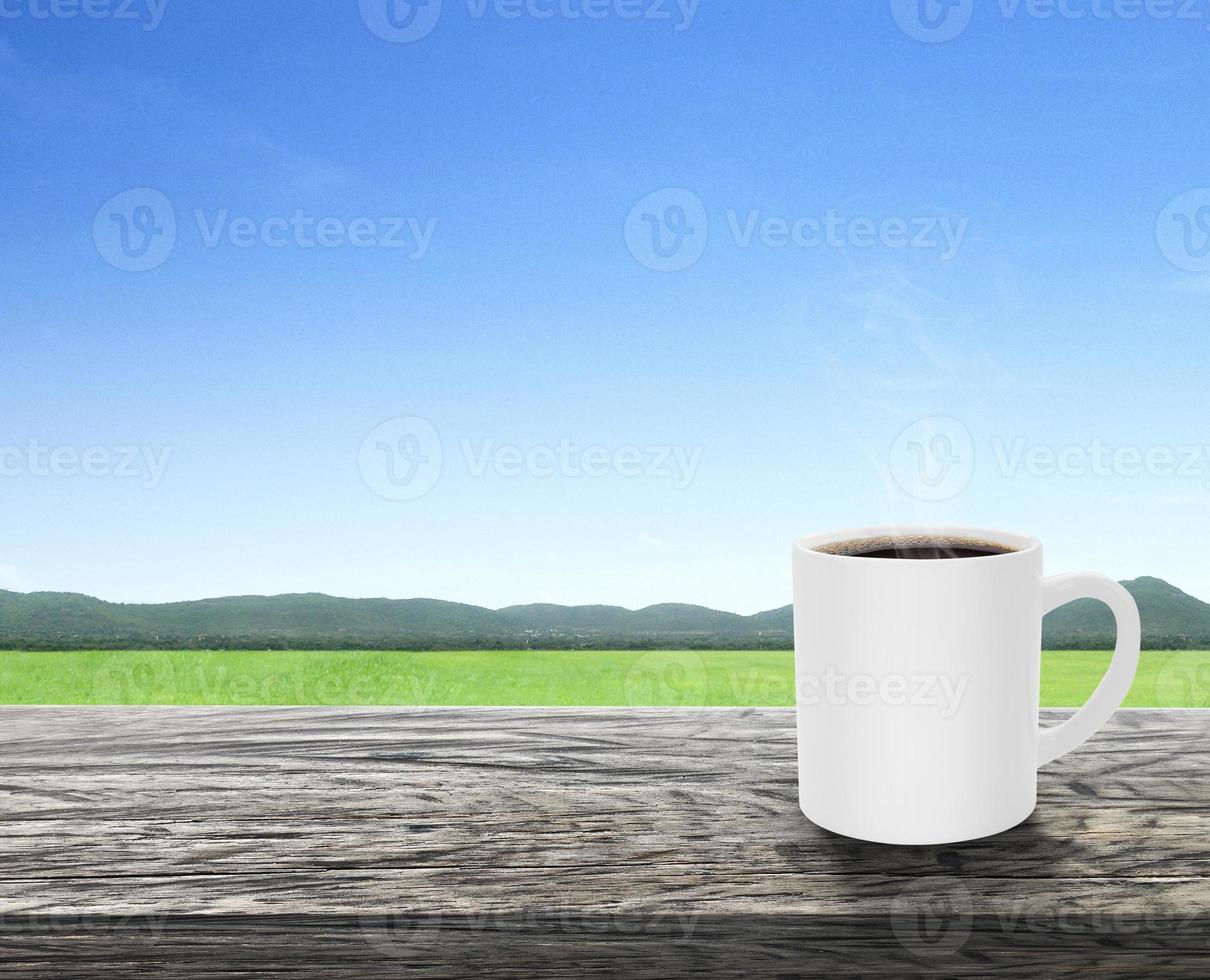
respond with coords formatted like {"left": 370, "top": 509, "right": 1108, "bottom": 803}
{"left": 792, "top": 525, "right": 1140, "bottom": 845}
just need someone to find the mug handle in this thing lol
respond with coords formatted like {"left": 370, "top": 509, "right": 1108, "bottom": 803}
{"left": 1037, "top": 572, "right": 1141, "bottom": 767}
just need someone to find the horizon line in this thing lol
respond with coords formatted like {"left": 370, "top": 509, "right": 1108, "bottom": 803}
{"left": 0, "top": 573, "right": 1182, "bottom": 616}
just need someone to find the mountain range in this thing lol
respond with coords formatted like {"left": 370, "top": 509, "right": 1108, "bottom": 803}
{"left": 1, "top": 576, "right": 1208, "bottom": 650}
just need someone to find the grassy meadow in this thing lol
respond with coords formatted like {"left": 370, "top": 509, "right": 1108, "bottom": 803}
{"left": 0, "top": 649, "right": 1208, "bottom": 707}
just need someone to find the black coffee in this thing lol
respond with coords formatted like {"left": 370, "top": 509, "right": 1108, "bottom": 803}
{"left": 815, "top": 535, "right": 1016, "bottom": 560}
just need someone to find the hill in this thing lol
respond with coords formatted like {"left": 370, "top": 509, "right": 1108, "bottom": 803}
{"left": 1040, "top": 576, "right": 1210, "bottom": 648}
{"left": 0, "top": 577, "right": 1205, "bottom": 649}
{"left": 0, "top": 590, "right": 786, "bottom": 650}
{"left": 741, "top": 577, "right": 1210, "bottom": 649}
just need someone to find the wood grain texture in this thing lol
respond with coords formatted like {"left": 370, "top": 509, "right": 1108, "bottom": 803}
{"left": 0, "top": 706, "right": 1208, "bottom": 977}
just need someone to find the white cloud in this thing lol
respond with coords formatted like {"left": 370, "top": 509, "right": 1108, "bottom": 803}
{"left": 0, "top": 563, "right": 24, "bottom": 592}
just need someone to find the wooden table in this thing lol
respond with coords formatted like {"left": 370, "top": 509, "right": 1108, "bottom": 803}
{"left": 1, "top": 706, "right": 1207, "bottom": 976}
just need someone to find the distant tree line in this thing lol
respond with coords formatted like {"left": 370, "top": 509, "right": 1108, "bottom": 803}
{"left": 1043, "top": 634, "right": 1210, "bottom": 651}
{"left": 2, "top": 631, "right": 1208, "bottom": 651}
{"left": 0, "top": 632, "right": 796, "bottom": 651}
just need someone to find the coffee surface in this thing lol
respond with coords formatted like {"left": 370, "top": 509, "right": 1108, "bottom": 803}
{"left": 814, "top": 535, "right": 1016, "bottom": 560}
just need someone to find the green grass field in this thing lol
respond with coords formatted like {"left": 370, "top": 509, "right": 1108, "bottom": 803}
{"left": 1, "top": 649, "right": 1208, "bottom": 707}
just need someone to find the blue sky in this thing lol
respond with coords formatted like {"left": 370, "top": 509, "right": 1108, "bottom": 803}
{"left": 2, "top": 1, "right": 1208, "bottom": 612}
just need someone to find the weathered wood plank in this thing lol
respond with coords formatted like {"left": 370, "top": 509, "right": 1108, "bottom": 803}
{"left": 0, "top": 706, "right": 1207, "bottom": 977}
{"left": 0, "top": 913, "right": 1206, "bottom": 979}
{"left": 2, "top": 806, "right": 1210, "bottom": 883}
